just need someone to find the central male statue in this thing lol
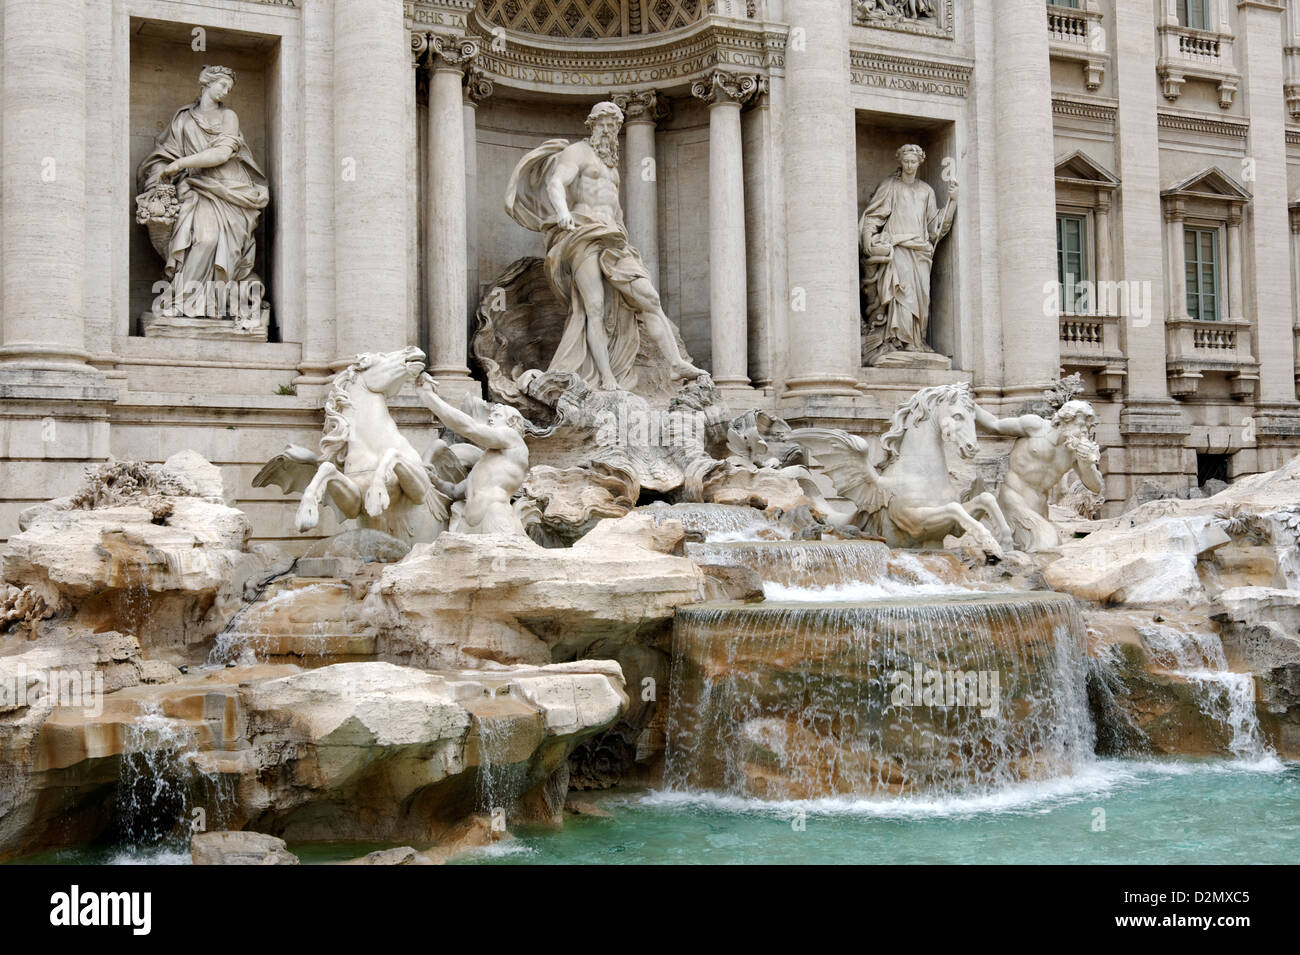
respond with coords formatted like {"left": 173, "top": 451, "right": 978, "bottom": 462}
{"left": 505, "top": 101, "right": 704, "bottom": 392}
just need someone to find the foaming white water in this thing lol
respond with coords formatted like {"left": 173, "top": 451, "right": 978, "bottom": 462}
{"left": 638, "top": 755, "right": 1289, "bottom": 818}
{"left": 459, "top": 840, "right": 535, "bottom": 860}
{"left": 106, "top": 847, "right": 192, "bottom": 865}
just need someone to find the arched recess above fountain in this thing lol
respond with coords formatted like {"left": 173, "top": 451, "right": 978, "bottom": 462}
{"left": 479, "top": 0, "right": 718, "bottom": 39}
{"left": 407, "top": 0, "right": 782, "bottom": 99}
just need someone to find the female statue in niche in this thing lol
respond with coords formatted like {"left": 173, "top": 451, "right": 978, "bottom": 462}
{"left": 859, "top": 143, "right": 957, "bottom": 364}
{"left": 136, "top": 65, "right": 270, "bottom": 333}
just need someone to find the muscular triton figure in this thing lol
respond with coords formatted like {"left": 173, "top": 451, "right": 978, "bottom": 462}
{"left": 975, "top": 399, "right": 1104, "bottom": 552}
{"left": 505, "top": 101, "right": 705, "bottom": 391}
{"left": 416, "top": 374, "right": 533, "bottom": 537}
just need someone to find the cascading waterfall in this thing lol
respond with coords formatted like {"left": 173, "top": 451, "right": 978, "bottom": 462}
{"left": 116, "top": 703, "right": 199, "bottom": 846}
{"left": 115, "top": 702, "right": 234, "bottom": 847}
{"left": 665, "top": 592, "right": 1094, "bottom": 800}
{"left": 644, "top": 502, "right": 793, "bottom": 542}
{"left": 471, "top": 713, "right": 528, "bottom": 817}
{"left": 117, "top": 560, "right": 153, "bottom": 640}
{"left": 685, "top": 540, "right": 892, "bottom": 590}
{"left": 1138, "top": 624, "right": 1272, "bottom": 760}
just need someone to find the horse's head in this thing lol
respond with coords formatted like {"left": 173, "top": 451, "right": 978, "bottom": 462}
{"left": 880, "top": 381, "right": 979, "bottom": 465}
{"left": 354, "top": 346, "right": 426, "bottom": 399}
{"left": 936, "top": 383, "right": 979, "bottom": 459}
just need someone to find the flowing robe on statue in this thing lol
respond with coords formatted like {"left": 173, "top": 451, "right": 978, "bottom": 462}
{"left": 859, "top": 173, "right": 953, "bottom": 363}
{"left": 504, "top": 139, "right": 646, "bottom": 391}
{"left": 138, "top": 104, "right": 269, "bottom": 321}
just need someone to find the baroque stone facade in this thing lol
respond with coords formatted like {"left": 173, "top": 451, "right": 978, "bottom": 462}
{"left": 3, "top": 0, "right": 1300, "bottom": 548}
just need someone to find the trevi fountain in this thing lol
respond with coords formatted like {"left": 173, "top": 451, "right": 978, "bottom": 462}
{"left": 0, "top": 0, "right": 1297, "bottom": 879}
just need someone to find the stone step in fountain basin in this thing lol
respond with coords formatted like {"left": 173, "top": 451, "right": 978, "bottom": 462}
{"left": 684, "top": 539, "right": 968, "bottom": 590}
{"left": 212, "top": 577, "right": 385, "bottom": 666}
{"left": 665, "top": 591, "right": 1093, "bottom": 800}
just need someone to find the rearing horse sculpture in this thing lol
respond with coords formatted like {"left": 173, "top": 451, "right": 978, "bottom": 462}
{"left": 254, "top": 347, "right": 450, "bottom": 545}
{"left": 791, "top": 382, "right": 1013, "bottom": 557}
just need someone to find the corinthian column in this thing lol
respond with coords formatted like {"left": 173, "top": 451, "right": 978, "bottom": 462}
{"left": 693, "top": 72, "right": 758, "bottom": 390}
{"left": 0, "top": 0, "right": 96, "bottom": 377}
{"left": 781, "top": 0, "right": 860, "bottom": 396}
{"left": 612, "top": 90, "right": 662, "bottom": 289}
{"left": 333, "top": 0, "right": 409, "bottom": 366}
{"left": 421, "top": 32, "right": 477, "bottom": 397}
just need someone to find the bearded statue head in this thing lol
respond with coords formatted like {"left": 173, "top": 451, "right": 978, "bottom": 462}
{"left": 585, "top": 101, "right": 624, "bottom": 167}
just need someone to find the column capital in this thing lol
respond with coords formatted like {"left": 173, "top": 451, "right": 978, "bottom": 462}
{"left": 691, "top": 70, "right": 765, "bottom": 107}
{"left": 1163, "top": 200, "right": 1187, "bottom": 222}
{"left": 417, "top": 31, "right": 479, "bottom": 74}
{"left": 464, "top": 68, "right": 494, "bottom": 105}
{"left": 410, "top": 30, "right": 428, "bottom": 65}
{"left": 612, "top": 90, "right": 668, "bottom": 126}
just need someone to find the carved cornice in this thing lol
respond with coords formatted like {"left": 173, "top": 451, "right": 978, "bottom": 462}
{"left": 1157, "top": 109, "right": 1249, "bottom": 140}
{"left": 848, "top": 48, "right": 970, "bottom": 98}
{"left": 691, "top": 70, "right": 763, "bottom": 105}
{"left": 1052, "top": 95, "right": 1117, "bottom": 125}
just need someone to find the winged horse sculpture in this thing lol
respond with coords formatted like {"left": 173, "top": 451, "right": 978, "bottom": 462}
{"left": 253, "top": 347, "right": 451, "bottom": 545}
{"left": 791, "top": 382, "right": 1014, "bottom": 557}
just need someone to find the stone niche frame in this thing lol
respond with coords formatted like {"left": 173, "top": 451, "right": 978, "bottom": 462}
{"left": 853, "top": 105, "right": 967, "bottom": 384}
{"left": 114, "top": 1, "right": 303, "bottom": 363}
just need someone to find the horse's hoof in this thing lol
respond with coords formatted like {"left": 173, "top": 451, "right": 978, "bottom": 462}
{"left": 296, "top": 501, "right": 319, "bottom": 533}
{"left": 364, "top": 488, "right": 390, "bottom": 518}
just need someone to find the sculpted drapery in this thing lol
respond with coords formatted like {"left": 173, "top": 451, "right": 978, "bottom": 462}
{"left": 504, "top": 139, "right": 645, "bottom": 391}
{"left": 859, "top": 144, "right": 956, "bottom": 364}
{"left": 137, "top": 66, "right": 269, "bottom": 326}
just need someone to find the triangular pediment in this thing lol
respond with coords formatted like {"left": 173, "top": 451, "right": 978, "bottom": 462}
{"left": 1162, "top": 167, "right": 1252, "bottom": 203}
{"left": 1054, "top": 150, "right": 1120, "bottom": 188}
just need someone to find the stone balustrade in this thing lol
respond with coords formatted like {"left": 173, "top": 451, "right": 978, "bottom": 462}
{"left": 1166, "top": 317, "right": 1258, "bottom": 398}
{"left": 1157, "top": 23, "right": 1239, "bottom": 107}
{"left": 1046, "top": 3, "right": 1105, "bottom": 91}
{"left": 1058, "top": 313, "right": 1126, "bottom": 396}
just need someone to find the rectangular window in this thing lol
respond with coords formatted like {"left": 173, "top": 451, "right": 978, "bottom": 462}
{"left": 1056, "top": 213, "right": 1089, "bottom": 314}
{"left": 1184, "top": 226, "right": 1220, "bottom": 322}
{"left": 1050, "top": 0, "right": 1081, "bottom": 8}
{"left": 1178, "top": 0, "right": 1210, "bottom": 30}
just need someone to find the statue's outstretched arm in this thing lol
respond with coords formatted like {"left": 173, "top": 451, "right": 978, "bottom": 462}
{"left": 974, "top": 405, "right": 1037, "bottom": 438}
{"left": 416, "top": 376, "right": 511, "bottom": 451}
